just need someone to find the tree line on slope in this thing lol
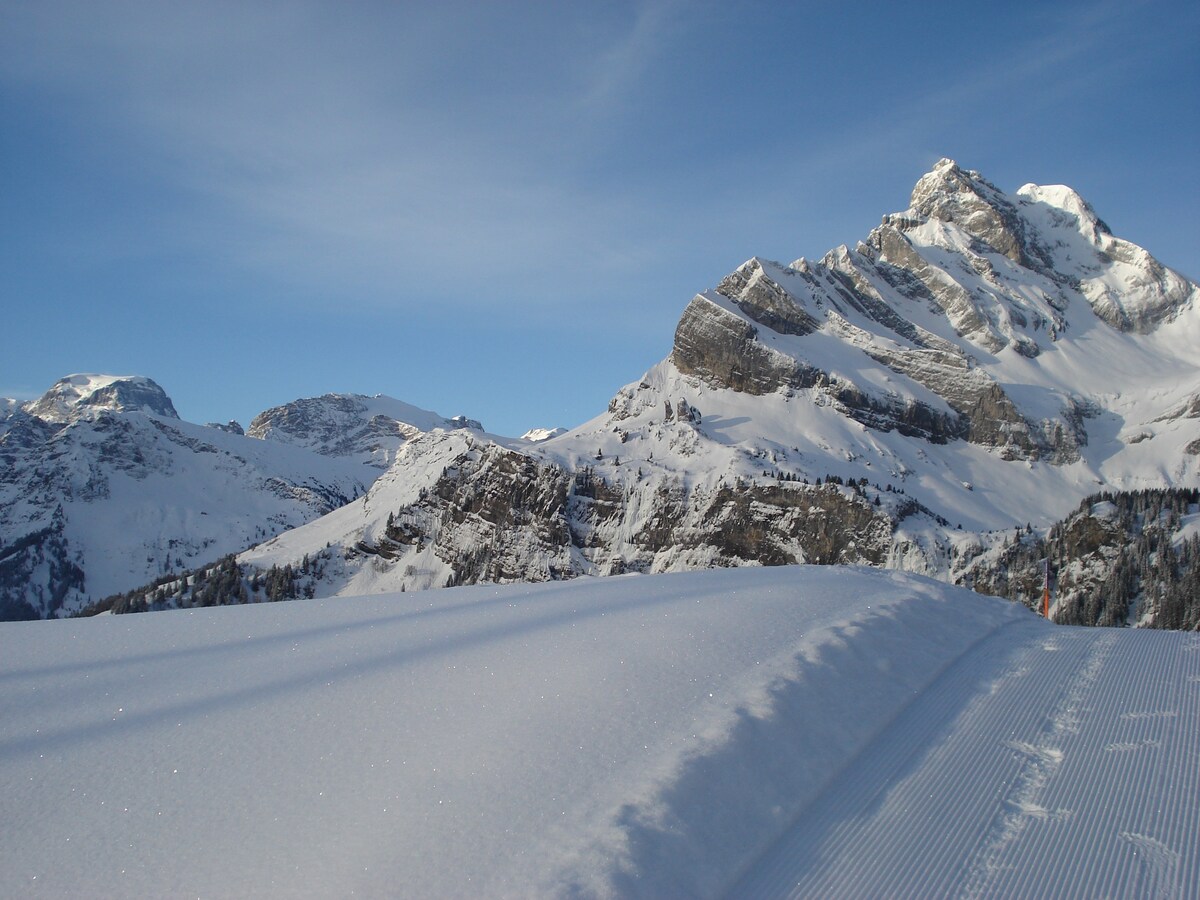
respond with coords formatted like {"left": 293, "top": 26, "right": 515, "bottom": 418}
{"left": 76, "top": 553, "right": 330, "bottom": 615}
{"left": 74, "top": 487, "right": 1199, "bottom": 631}
{"left": 966, "top": 488, "right": 1200, "bottom": 630}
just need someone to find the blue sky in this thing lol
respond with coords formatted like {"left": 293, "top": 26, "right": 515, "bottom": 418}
{"left": 2, "top": 0, "right": 1197, "bottom": 436}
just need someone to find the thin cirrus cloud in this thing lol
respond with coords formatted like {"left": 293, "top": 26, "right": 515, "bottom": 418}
{"left": 578, "top": 0, "right": 686, "bottom": 111}
{"left": 8, "top": 0, "right": 1192, "bottom": 316}
{"left": 2, "top": 2, "right": 696, "bottom": 317}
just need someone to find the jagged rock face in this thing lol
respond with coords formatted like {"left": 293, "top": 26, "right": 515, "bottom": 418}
{"left": 672, "top": 294, "right": 814, "bottom": 396}
{"left": 908, "top": 158, "right": 1052, "bottom": 272}
{"left": 568, "top": 476, "right": 903, "bottom": 576}
{"left": 238, "top": 428, "right": 935, "bottom": 600}
{"left": 380, "top": 442, "right": 574, "bottom": 586}
{"left": 656, "top": 482, "right": 893, "bottom": 568}
{"left": 715, "top": 259, "right": 820, "bottom": 336}
{"left": 241, "top": 432, "right": 577, "bottom": 594}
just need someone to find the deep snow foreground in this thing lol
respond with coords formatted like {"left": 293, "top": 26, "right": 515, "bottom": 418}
{"left": 1, "top": 568, "right": 1196, "bottom": 898}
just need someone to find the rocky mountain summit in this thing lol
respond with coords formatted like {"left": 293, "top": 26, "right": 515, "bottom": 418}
{"left": 21, "top": 374, "right": 180, "bottom": 423}
{"left": 108, "top": 160, "right": 1196, "bottom": 627}
{"left": 248, "top": 393, "right": 483, "bottom": 470}
{"left": 0, "top": 378, "right": 480, "bottom": 619}
{"left": 672, "top": 159, "right": 1196, "bottom": 465}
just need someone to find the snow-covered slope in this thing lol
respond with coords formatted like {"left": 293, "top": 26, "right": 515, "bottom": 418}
{"left": 0, "top": 377, "right": 485, "bottom": 619}
{"left": 229, "top": 161, "right": 1198, "bottom": 621}
{"left": 2, "top": 567, "right": 1195, "bottom": 897}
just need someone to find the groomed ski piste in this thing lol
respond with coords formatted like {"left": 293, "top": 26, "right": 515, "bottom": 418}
{"left": 2, "top": 567, "right": 1196, "bottom": 898}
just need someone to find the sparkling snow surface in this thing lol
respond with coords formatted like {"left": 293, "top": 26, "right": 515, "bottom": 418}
{"left": 2, "top": 567, "right": 1196, "bottom": 898}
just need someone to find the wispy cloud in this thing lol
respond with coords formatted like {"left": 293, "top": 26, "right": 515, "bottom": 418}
{"left": 578, "top": 0, "right": 686, "bottom": 112}
{"left": 1, "top": 3, "right": 701, "bottom": 319}
{"left": 2, "top": 0, "right": 1193, "bottom": 324}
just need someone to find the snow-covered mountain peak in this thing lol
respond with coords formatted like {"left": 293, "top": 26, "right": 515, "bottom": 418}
{"left": 652, "top": 160, "right": 1200, "bottom": 485}
{"left": 909, "top": 158, "right": 998, "bottom": 209}
{"left": 2, "top": 376, "right": 501, "bottom": 618}
{"left": 1, "top": 379, "right": 387, "bottom": 619}
{"left": 24, "top": 374, "right": 179, "bottom": 423}
{"left": 1016, "top": 182, "right": 1110, "bottom": 239}
{"left": 906, "top": 158, "right": 1041, "bottom": 270}
{"left": 230, "top": 160, "right": 1197, "bottom": 613}
{"left": 1013, "top": 182, "right": 1196, "bottom": 332}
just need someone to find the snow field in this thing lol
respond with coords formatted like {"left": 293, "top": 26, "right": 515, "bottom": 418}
{"left": 1, "top": 566, "right": 1196, "bottom": 898}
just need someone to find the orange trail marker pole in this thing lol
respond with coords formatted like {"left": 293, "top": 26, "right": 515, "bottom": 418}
{"left": 1043, "top": 558, "right": 1051, "bottom": 619}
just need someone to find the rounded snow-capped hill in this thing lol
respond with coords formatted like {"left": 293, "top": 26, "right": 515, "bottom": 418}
{"left": 1015, "top": 182, "right": 1196, "bottom": 332}
{"left": 24, "top": 374, "right": 179, "bottom": 423}
{"left": 521, "top": 427, "right": 568, "bottom": 443}
{"left": 248, "top": 393, "right": 483, "bottom": 469}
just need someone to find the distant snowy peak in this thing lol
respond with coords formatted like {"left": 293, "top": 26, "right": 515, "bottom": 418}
{"left": 1, "top": 379, "right": 374, "bottom": 619}
{"left": 248, "top": 393, "right": 483, "bottom": 469}
{"left": 447, "top": 415, "right": 485, "bottom": 431}
{"left": 24, "top": 374, "right": 179, "bottom": 423}
{"left": 521, "top": 427, "right": 568, "bottom": 443}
